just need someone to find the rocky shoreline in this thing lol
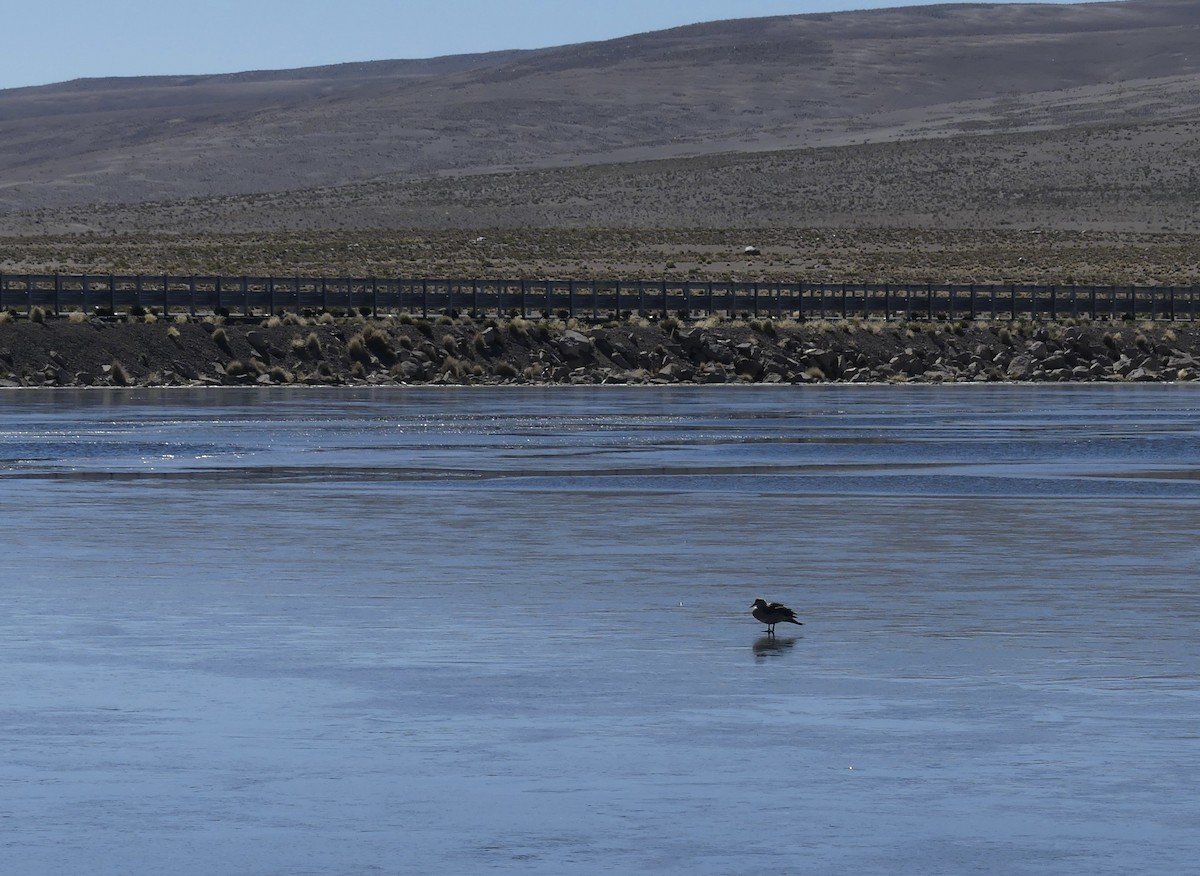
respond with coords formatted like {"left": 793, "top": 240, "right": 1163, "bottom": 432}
{"left": 2, "top": 311, "right": 1200, "bottom": 388}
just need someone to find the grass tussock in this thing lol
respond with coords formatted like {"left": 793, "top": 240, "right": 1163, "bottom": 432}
{"left": 211, "top": 326, "right": 231, "bottom": 353}
{"left": 346, "top": 334, "right": 368, "bottom": 362}
{"left": 68, "top": 310, "right": 87, "bottom": 323}
{"left": 109, "top": 359, "right": 131, "bottom": 386}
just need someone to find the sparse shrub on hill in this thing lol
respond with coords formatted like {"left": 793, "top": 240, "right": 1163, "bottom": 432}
{"left": 109, "top": 359, "right": 131, "bottom": 385}
{"left": 346, "top": 334, "right": 369, "bottom": 363}
{"left": 362, "top": 326, "right": 395, "bottom": 363}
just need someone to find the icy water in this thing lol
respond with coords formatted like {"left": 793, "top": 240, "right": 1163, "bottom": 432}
{"left": 1, "top": 386, "right": 1198, "bottom": 876}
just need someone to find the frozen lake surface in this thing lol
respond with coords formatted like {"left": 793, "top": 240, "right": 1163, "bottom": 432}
{"left": 2, "top": 385, "right": 1199, "bottom": 875}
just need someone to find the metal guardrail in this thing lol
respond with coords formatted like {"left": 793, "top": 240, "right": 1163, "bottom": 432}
{"left": 1, "top": 274, "right": 1197, "bottom": 321}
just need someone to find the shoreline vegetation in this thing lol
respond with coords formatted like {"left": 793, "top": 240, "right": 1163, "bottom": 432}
{"left": 3, "top": 309, "right": 1200, "bottom": 388}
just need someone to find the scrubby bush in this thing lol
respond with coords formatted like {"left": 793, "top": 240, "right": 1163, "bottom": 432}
{"left": 362, "top": 326, "right": 395, "bottom": 362}
{"left": 347, "top": 334, "right": 369, "bottom": 363}
{"left": 109, "top": 359, "right": 131, "bottom": 386}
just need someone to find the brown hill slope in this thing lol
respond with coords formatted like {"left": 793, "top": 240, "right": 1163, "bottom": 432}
{"left": 8, "top": 116, "right": 1196, "bottom": 237}
{"left": 2, "top": 0, "right": 1199, "bottom": 214}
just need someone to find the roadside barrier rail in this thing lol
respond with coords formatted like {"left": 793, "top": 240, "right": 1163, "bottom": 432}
{"left": 1, "top": 274, "right": 1196, "bottom": 321}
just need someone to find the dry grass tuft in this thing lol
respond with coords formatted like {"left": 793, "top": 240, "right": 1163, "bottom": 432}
{"left": 109, "top": 359, "right": 131, "bottom": 385}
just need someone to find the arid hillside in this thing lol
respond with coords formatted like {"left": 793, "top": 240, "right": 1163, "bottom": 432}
{"left": 1, "top": 0, "right": 1198, "bottom": 219}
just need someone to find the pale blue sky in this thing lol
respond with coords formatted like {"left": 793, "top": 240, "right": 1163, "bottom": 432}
{"left": 5, "top": 0, "right": 1082, "bottom": 90}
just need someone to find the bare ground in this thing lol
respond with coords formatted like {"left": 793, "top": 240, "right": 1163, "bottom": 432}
{"left": 2, "top": 226, "right": 1199, "bottom": 287}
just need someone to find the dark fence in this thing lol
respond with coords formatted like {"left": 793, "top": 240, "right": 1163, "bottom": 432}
{"left": 1, "top": 274, "right": 1198, "bottom": 322}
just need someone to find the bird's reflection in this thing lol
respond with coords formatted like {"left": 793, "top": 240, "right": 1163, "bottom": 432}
{"left": 753, "top": 634, "right": 799, "bottom": 660}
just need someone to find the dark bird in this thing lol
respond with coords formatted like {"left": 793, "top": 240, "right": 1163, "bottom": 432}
{"left": 751, "top": 598, "right": 803, "bottom": 635}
